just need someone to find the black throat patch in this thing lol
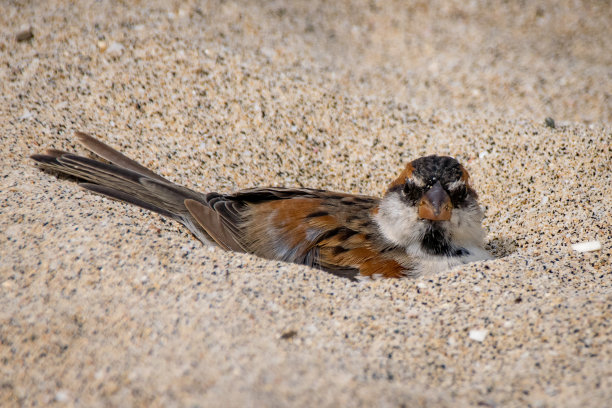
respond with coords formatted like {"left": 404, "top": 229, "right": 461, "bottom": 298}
{"left": 420, "top": 224, "right": 468, "bottom": 257}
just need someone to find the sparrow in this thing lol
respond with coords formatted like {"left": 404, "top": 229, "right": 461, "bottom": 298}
{"left": 31, "top": 132, "right": 492, "bottom": 280}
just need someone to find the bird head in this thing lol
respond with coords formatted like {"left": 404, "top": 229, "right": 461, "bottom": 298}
{"left": 375, "top": 155, "right": 486, "bottom": 257}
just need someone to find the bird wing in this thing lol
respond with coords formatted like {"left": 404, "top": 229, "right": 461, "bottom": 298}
{"left": 234, "top": 192, "right": 409, "bottom": 279}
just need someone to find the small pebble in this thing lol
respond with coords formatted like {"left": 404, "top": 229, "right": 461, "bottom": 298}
{"left": 280, "top": 330, "right": 298, "bottom": 339}
{"left": 55, "top": 390, "right": 69, "bottom": 403}
{"left": 105, "top": 41, "right": 125, "bottom": 57}
{"left": 19, "top": 110, "right": 33, "bottom": 120}
{"left": 16, "top": 26, "right": 34, "bottom": 42}
{"left": 571, "top": 240, "right": 602, "bottom": 253}
{"left": 544, "top": 117, "right": 556, "bottom": 128}
{"left": 469, "top": 329, "right": 488, "bottom": 342}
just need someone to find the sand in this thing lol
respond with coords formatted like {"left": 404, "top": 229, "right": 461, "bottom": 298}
{"left": 1, "top": 1, "right": 610, "bottom": 406}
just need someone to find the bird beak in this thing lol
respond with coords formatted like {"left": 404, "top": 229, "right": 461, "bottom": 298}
{"left": 418, "top": 181, "right": 452, "bottom": 221}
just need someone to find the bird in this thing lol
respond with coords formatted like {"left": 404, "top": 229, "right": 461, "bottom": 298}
{"left": 31, "top": 132, "right": 492, "bottom": 280}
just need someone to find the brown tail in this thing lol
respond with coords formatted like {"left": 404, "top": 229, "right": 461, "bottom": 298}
{"left": 30, "top": 132, "right": 245, "bottom": 251}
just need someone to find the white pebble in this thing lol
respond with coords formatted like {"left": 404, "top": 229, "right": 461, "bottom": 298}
{"left": 55, "top": 390, "right": 69, "bottom": 403}
{"left": 260, "top": 47, "right": 275, "bottom": 59}
{"left": 106, "top": 41, "right": 125, "bottom": 57}
{"left": 469, "top": 329, "right": 488, "bottom": 342}
{"left": 19, "top": 110, "right": 33, "bottom": 120}
{"left": 571, "top": 240, "right": 602, "bottom": 253}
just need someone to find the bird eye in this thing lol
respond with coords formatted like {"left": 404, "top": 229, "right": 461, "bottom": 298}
{"left": 449, "top": 184, "right": 468, "bottom": 205}
{"left": 403, "top": 181, "right": 422, "bottom": 202}
{"left": 403, "top": 180, "right": 415, "bottom": 193}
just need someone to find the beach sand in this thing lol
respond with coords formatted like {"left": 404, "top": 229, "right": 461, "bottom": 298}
{"left": 1, "top": 1, "right": 610, "bottom": 406}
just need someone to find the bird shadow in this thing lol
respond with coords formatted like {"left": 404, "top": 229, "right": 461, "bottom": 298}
{"left": 485, "top": 236, "right": 519, "bottom": 259}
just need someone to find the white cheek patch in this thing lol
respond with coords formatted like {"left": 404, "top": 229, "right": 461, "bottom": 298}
{"left": 374, "top": 192, "right": 424, "bottom": 247}
{"left": 448, "top": 204, "right": 486, "bottom": 247}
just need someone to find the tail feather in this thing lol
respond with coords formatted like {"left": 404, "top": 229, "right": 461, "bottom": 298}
{"left": 33, "top": 151, "right": 208, "bottom": 213}
{"left": 58, "top": 154, "right": 145, "bottom": 185}
{"left": 30, "top": 135, "right": 220, "bottom": 246}
{"left": 75, "top": 131, "right": 169, "bottom": 182}
{"left": 80, "top": 183, "right": 177, "bottom": 219}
